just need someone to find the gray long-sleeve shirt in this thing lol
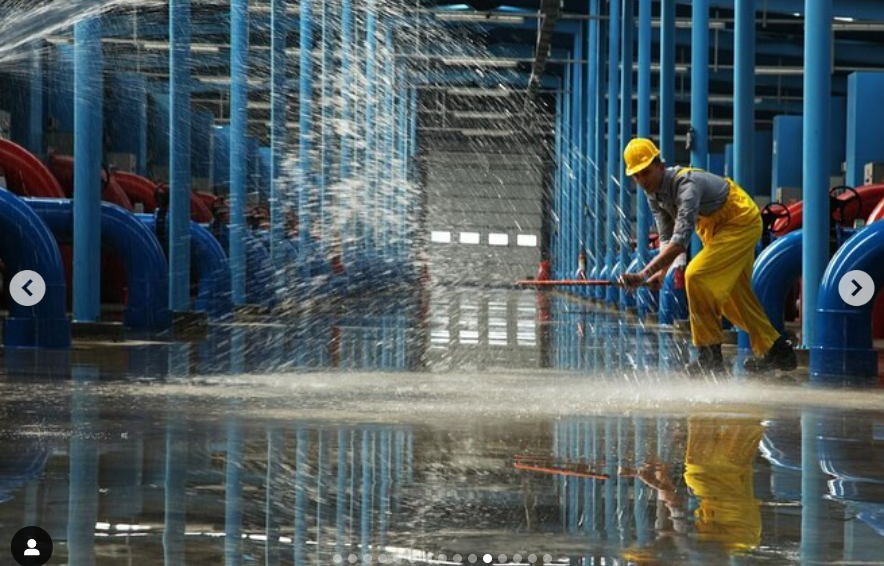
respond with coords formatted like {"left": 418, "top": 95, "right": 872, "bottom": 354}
{"left": 647, "top": 166, "right": 730, "bottom": 248}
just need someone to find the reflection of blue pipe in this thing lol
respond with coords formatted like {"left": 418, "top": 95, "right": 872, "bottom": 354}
{"left": 811, "top": 221, "right": 884, "bottom": 381}
{"left": 26, "top": 198, "right": 171, "bottom": 331}
{"left": 229, "top": 0, "right": 249, "bottom": 305}
{"left": 737, "top": 230, "right": 801, "bottom": 350}
{"left": 164, "top": 413, "right": 187, "bottom": 564}
{"left": 69, "top": 367, "right": 99, "bottom": 566}
{"left": 0, "top": 190, "right": 70, "bottom": 348}
{"left": 336, "top": 429, "right": 349, "bottom": 554}
{"left": 225, "top": 419, "right": 243, "bottom": 566}
{"left": 73, "top": 16, "right": 102, "bottom": 322}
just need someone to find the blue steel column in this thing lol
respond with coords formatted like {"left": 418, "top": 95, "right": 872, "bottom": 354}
{"left": 27, "top": 44, "right": 43, "bottom": 158}
{"left": 554, "top": 94, "right": 563, "bottom": 278}
{"left": 593, "top": 21, "right": 607, "bottom": 298}
{"left": 340, "top": 0, "right": 354, "bottom": 269}
{"left": 73, "top": 17, "right": 102, "bottom": 322}
{"left": 802, "top": 0, "right": 831, "bottom": 347}
{"left": 300, "top": 0, "right": 316, "bottom": 272}
{"left": 619, "top": 0, "right": 635, "bottom": 310}
{"left": 636, "top": 0, "right": 653, "bottom": 317}
{"left": 563, "top": 64, "right": 573, "bottom": 279}
{"left": 384, "top": 25, "right": 396, "bottom": 264}
{"left": 690, "top": 0, "right": 709, "bottom": 169}
{"left": 230, "top": 0, "right": 249, "bottom": 305}
{"left": 320, "top": 0, "right": 333, "bottom": 266}
{"left": 734, "top": 0, "right": 755, "bottom": 195}
{"left": 573, "top": 29, "right": 584, "bottom": 284}
{"left": 270, "top": 0, "right": 288, "bottom": 278}
{"left": 689, "top": 0, "right": 709, "bottom": 259}
{"left": 659, "top": 0, "right": 675, "bottom": 163}
{"left": 169, "top": 0, "right": 192, "bottom": 312}
{"left": 364, "top": 0, "right": 379, "bottom": 257}
{"left": 605, "top": 0, "right": 621, "bottom": 305}
{"left": 587, "top": 0, "right": 599, "bottom": 275}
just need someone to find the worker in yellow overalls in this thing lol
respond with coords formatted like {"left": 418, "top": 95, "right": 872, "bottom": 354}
{"left": 619, "top": 138, "right": 796, "bottom": 375}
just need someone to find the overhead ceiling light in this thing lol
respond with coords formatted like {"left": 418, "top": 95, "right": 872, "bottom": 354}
{"left": 460, "top": 128, "right": 516, "bottom": 137}
{"left": 834, "top": 16, "right": 855, "bottom": 22}
{"left": 434, "top": 12, "right": 526, "bottom": 25}
{"left": 453, "top": 111, "right": 513, "bottom": 120}
{"left": 448, "top": 87, "right": 514, "bottom": 97}
{"left": 441, "top": 57, "right": 520, "bottom": 68}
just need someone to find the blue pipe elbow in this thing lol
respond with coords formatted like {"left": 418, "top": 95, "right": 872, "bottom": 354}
{"left": 26, "top": 199, "right": 171, "bottom": 331}
{"left": 0, "top": 189, "right": 70, "bottom": 349}
{"left": 811, "top": 221, "right": 884, "bottom": 382}
{"left": 658, "top": 267, "right": 688, "bottom": 325}
{"left": 737, "top": 230, "right": 803, "bottom": 351}
{"left": 139, "top": 215, "right": 233, "bottom": 320}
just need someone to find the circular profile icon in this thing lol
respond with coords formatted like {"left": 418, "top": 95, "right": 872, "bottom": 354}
{"left": 10, "top": 526, "right": 52, "bottom": 566}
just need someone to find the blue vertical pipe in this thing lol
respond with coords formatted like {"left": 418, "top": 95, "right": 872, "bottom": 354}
{"left": 574, "top": 28, "right": 584, "bottom": 283}
{"left": 225, "top": 420, "right": 244, "bottom": 566}
{"left": 594, "top": 22, "right": 607, "bottom": 299}
{"left": 270, "top": 0, "right": 288, "bottom": 277}
{"left": 27, "top": 44, "right": 43, "bottom": 158}
{"left": 364, "top": 0, "right": 378, "bottom": 254}
{"left": 802, "top": 0, "right": 831, "bottom": 347}
{"left": 554, "top": 94, "right": 563, "bottom": 279}
{"left": 660, "top": 0, "right": 676, "bottom": 163}
{"left": 691, "top": 0, "right": 709, "bottom": 169}
{"left": 169, "top": 0, "right": 192, "bottom": 312}
{"left": 300, "top": 0, "right": 316, "bottom": 268}
{"left": 636, "top": 0, "right": 653, "bottom": 316}
{"left": 563, "top": 64, "right": 573, "bottom": 278}
{"left": 230, "top": 0, "right": 249, "bottom": 305}
{"left": 605, "top": 0, "right": 621, "bottom": 304}
{"left": 73, "top": 17, "right": 102, "bottom": 322}
{"left": 619, "top": 0, "right": 635, "bottom": 310}
{"left": 734, "top": 0, "right": 756, "bottom": 194}
{"left": 340, "top": 0, "right": 354, "bottom": 268}
{"left": 587, "top": 0, "right": 599, "bottom": 273}
{"left": 320, "top": 0, "right": 333, "bottom": 262}
{"left": 383, "top": 24, "right": 396, "bottom": 263}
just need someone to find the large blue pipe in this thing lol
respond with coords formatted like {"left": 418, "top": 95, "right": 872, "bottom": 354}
{"left": 138, "top": 215, "right": 234, "bottom": 320}
{"left": 619, "top": 0, "right": 635, "bottom": 310}
{"left": 169, "top": 0, "right": 192, "bottom": 312}
{"left": 340, "top": 0, "right": 354, "bottom": 269}
{"left": 745, "top": 230, "right": 802, "bottom": 338}
{"left": 592, "top": 22, "right": 607, "bottom": 298}
{"left": 554, "top": 93, "right": 563, "bottom": 279}
{"left": 811, "top": 222, "right": 884, "bottom": 381}
{"left": 563, "top": 63, "right": 572, "bottom": 279}
{"left": 384, "top": 24, "right": 397, "bottom": 264}
{"left": 26, "top": 199, "right": 171, "bottom": 331}
{"left": 299, "top": 0, "right": 316, "bottom": 274}
{"left": 636, "top": 0, "right": 654, "bottom": 317}
{"left": 0, "top": 189, "right": 70, "bottom": 349}
{"left": 605, "top": 0, "right": 621, "bottom": 305}
{"left": 586, "top": 0, "right": 598, "bottom": 275}
{"left": 73, "top": 16, "right": 102, "bottom": 322}
{"left": 320, "top": 0, "right": 333, "bottom": 266}
{"left": 230, "top": 0, "right": 249, "bottom": 305}
{"left": 802, "top": 0, "right": 832, "bottom": 347}
{"left": 270, "top": 0, "right": 287, "bottom": 279}
{"left": 691, "top": 0, "right": 709, "bottom": 169}
{"left": 734, "top": 0, "right": 755, "bottom": 194}
{"left": 660, "top": 0, "right": 676, "bottom": 163}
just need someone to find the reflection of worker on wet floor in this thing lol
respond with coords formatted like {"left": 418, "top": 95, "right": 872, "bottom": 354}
{"left": 625, "top": 417, "right": 764, "bottom": 555}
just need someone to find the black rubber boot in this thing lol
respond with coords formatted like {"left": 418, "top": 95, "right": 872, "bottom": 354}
{"left": 743, "top": 335, "right": 798, "bottom": 373}
{"left": 685, "top": 344, "right": 726, "bottom": 376}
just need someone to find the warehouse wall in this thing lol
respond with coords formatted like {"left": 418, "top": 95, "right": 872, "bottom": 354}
{"left": 422, "top": 139, "right": 545, "bottom": 286}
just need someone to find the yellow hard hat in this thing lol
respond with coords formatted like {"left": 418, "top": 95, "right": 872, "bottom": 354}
{"left": 624, "top": 138, "right": 661, "bottom": 176}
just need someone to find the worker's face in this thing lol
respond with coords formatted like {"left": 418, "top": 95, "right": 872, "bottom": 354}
{"left": 633, "top": 162, "right": 665, "bottom": 194}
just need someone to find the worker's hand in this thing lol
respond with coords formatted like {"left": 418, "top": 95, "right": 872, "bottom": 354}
{"left": 646, "top": 270, "right": 666, "bottom": 291}
{"left": 618, "top": 272, "right": 647, "bottom": 288}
